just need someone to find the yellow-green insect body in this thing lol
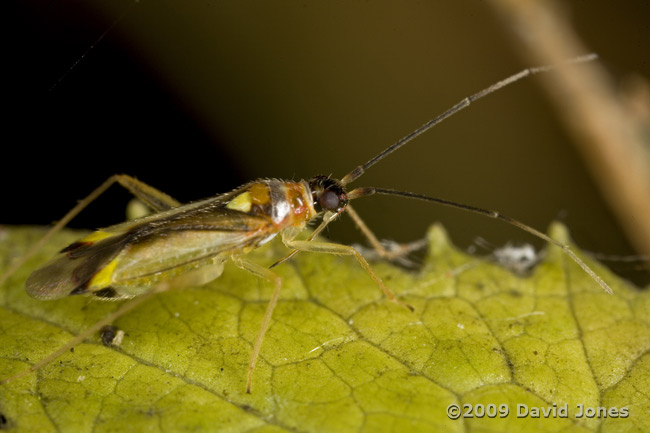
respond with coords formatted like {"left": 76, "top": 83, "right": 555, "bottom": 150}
{"left": 25, "top": 178, "right": 339, "bottom": 301}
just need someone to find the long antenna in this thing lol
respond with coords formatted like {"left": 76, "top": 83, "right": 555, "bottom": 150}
{"left": 50, "top": 0, "right": 140, "bottom": 91}
{"left": 347, "top": 186, "right": 613, "bottom": 294}
{"left": 340, "top": 53, "right": 598, "bottom": 186}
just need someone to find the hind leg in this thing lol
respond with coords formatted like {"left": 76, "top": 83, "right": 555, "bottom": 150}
{"left": 0, "top": 174, "right": 179, "bottom": 286}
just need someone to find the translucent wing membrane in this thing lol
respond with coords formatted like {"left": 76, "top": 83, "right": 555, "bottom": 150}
{"left": 27, "top": 189, "right": 274, "bottom": 300}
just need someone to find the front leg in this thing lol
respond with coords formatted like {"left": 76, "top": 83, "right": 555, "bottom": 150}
{"left": 281, "top": 232, "right": 413, "bottom": 312}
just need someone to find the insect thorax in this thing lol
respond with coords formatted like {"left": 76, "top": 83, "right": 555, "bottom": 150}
{"left": 225, "top": 179, "right": 317, "bottom": 229}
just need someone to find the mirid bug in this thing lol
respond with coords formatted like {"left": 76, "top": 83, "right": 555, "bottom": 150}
{"left": 0, "top": 54, "right": 611, "bottom": 393}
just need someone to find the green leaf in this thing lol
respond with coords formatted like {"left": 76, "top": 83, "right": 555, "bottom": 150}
{"left": 1, "top": 224, "right": 649, "bottom": 433}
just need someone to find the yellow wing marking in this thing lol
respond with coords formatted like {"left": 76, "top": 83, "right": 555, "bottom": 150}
{"left": 88, "top": 258, "right": 119, "bottom": 288}
{"left": 79, "top": 230, "right": 114, "bottom": 243}
{"left": 226, "top": 191, "right": 252, "bottom": 212}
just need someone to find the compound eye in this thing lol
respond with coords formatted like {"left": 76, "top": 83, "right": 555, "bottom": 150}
{"left": 319, "top": 190, "right": 340, "bottom": 211}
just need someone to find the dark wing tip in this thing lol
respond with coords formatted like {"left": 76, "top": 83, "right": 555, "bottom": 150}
{"left": 59, "top": 241, "right": 91, "bottom": 254}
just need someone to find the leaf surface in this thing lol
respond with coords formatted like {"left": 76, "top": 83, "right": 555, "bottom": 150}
{"left": 0, "top": 224, "right": 649, "bottom": 433}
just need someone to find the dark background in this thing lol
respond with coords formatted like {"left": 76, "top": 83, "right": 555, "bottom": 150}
{"left": 5, "top": 1, "right": 650, "bottom": 283}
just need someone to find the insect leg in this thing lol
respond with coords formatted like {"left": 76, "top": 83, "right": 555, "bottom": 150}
{"left": 230, "top": 256, "right": 282, "bottom": 394}
{"left": 0, "top": 174, "right": 178, "bottom": 286}
{"left": 114, "top": 174, "right": 181, "bottom": 212}
{"left": 345, "top": 204, "right": 392, "bottom": 258}
{"left": 270, "top": 211, "right": 339, "bottom": 269}
{"left": 282, "top": 234, "right": 414, "bottom": 312}
{"left": 1, "top": 260, "right": 225, "bottom": 385}
{"left": 345, "top": 204, "right": 425, "bottom": 266}
{"left": 0, "top": 281, "right": 169, "bottom": 385}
